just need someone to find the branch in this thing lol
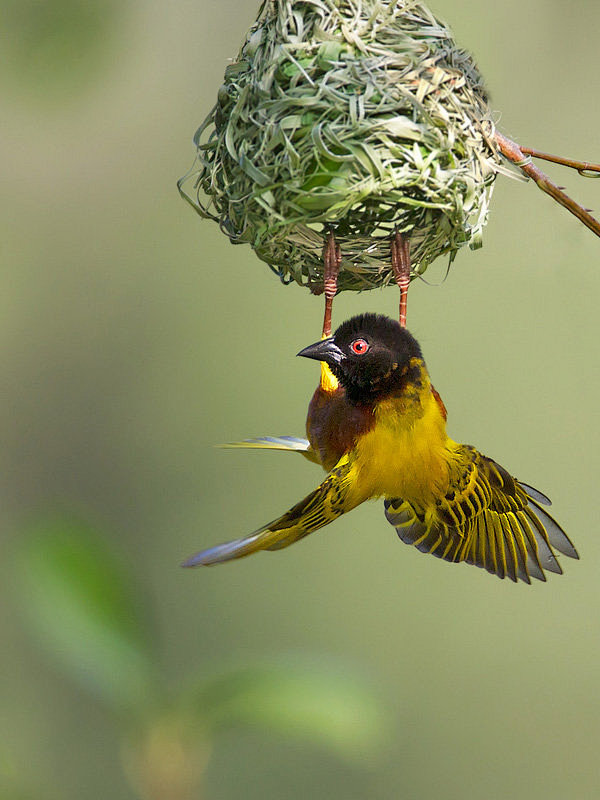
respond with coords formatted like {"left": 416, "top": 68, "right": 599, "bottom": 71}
{"left": 494, "top": 131, "right": 600, "bottom": 239}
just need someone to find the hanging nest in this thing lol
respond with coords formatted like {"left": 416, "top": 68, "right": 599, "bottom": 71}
{"left": 179, "top": 0, "right": 504, "bottom": 292}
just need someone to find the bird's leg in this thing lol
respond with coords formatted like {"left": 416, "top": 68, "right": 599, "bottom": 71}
{"left": 391, "top": 230, "right": 411, "bottom": 329}
{"left": 322, "top": 230, "right": 341, "bottom": 338}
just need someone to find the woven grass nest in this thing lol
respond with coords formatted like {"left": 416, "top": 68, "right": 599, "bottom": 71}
{"left": 180, "top": 0, "right": 504, "bottom": 292}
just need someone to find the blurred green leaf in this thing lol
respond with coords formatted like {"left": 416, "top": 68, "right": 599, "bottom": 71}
{"left": 11, "top": 520, "right": 158, "bottom": 714}
{"left": 187, "top": 658, "right": 389, "bottom": 760}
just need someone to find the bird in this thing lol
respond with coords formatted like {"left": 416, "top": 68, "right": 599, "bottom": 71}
{"left": 183, "top": 313, "right": 578, "bottom": 583}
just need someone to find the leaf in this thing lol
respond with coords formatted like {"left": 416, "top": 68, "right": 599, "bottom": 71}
{"left": 316, "top": 41, "right": 347, "bottom": 70}
{"left": 375, "top": 116, "right": 425, "bottom": 141}
{"left": 11, "top": 519, "right": 158, "bottom": 714}
{"left": 186, "top": 657, "right": 389, "bottom": 760}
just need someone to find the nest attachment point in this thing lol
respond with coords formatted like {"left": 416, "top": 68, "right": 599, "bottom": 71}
{"left": 180, "top": 0, "right": 503, "bottom": 292}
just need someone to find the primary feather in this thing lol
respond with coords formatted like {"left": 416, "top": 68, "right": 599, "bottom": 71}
{"left": 184, "top": 314, "right": 578, "bottom": 582}
{"left": 183, "top": 455, "right": 361, "bottom": 566}
{"left": 220, "top": 436, "right": 312, "bottom": 452}
{"left": 219, "top": 436, "right": 320, "bottom": 464}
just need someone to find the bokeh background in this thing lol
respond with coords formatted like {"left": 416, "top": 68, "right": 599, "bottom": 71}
{"left": 2, "top": 0, "right": 600, "bottom": 797}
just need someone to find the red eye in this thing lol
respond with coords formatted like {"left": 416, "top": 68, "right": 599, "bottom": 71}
{"left": 350, "top": 338, "right": 369, "bottom": 355}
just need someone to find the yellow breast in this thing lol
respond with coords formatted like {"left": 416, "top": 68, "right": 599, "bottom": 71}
{"left": 353, "top": 366, "right": 451, "bottom": 508}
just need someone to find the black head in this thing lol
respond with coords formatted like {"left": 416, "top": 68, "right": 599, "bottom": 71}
{"left": 298, "top": 313, "right": 424, "bottom": 404}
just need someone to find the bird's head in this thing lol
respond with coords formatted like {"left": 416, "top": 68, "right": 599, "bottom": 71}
{"left": 298, "top": 313, "right": 424, "bottom": 404}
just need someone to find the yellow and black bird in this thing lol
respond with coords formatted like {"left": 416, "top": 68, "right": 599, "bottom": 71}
{"left": 183, "top": 314, "right": 578, "bottom": 583}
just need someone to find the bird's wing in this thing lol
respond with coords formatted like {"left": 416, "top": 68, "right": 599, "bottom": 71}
{"left": 384, "top": 447, "right": 578, "bottom": 584}
{"left": 183, "top": 454, "right": 361, "bottom": 566}
{"left": 218, "top": 436, "right": 320, "bottom": 464}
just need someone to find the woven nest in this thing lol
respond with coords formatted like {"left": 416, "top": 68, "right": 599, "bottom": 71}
{"left": 180, "top": 0, "right": 503, "bottom": 292}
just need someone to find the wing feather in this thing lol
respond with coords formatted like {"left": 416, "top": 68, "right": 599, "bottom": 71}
{"left": 498, "top": 514, "right": 518, "bottom": 582}
{"left": 384, "top": 447, "right": 578, "bottom": 583}
{"left": 219, "top": 436, "right": 320, "bottom": 464}
{"left": 519, "top": 482, "right": 552, "bottom": 506}
{"left": 524, "top": 499, "right": 578, "bottom": 559}
{"left": 507, "top": 512, "right": 533, "bottom": 584}
{"left": 518, "top": 509, "right": 562, "bottom": 575}
{"left": 183, "top": 455, "right": 360, "bottom": 566}
{"left": 515, "top": 512, "right": 546, "bottom": 582}
{"left": 489, "top": 515, "right": 506, "bottom": 580}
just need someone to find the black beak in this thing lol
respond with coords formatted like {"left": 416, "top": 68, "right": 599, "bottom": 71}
{"left": 297, "top": 337, "right": 345, "bottom": 366}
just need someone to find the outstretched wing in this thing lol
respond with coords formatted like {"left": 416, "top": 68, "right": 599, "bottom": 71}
{"left": 183, "top": 454, "right": 361, "bottom": 566}
{"left": 384, "top": 447, "right": 578, "bottom": 584}
{"left": 219, "top": 436, "right": 320, "bottom": 464}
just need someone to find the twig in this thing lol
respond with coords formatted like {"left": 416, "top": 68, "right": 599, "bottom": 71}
{"left": 519, "top": 147, "right": 600, "bottom": 177}
{"left": 494, "top": 131, "right": 600, "bottom": 239}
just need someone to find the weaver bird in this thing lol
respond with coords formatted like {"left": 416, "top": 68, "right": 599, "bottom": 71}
{"left": 183, "top": 314, "right": 578, "bottom": 583}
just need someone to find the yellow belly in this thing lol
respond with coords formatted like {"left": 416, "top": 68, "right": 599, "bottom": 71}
{"left": 353, "top": 386, "right": 451, "bottom": 508}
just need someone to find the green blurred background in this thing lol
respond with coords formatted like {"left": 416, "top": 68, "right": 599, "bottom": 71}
{"left": 2, "top": 0, "right": 600, "bottom": 797}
